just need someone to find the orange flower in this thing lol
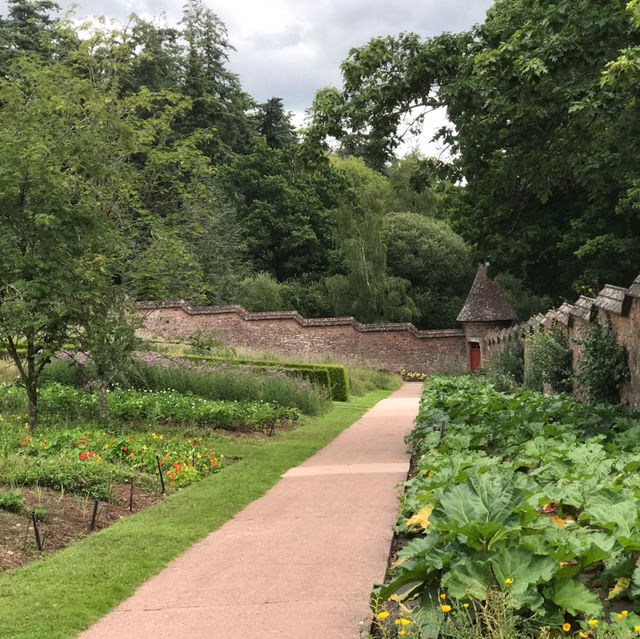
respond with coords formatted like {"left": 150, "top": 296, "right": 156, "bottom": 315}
{"left": 563, "top": 623, "right": 571, "bottom": 632}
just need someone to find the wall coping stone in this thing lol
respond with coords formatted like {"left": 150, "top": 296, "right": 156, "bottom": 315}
{"left": 139, "top": 301, "right": 465, "bottom": 340}
{"left": 596, "top": 285, "right": 632, "bottom": 316}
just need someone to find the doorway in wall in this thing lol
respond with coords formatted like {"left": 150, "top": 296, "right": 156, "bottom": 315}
{"left": 469, "top": 342, "right": 481, "bottom": 371}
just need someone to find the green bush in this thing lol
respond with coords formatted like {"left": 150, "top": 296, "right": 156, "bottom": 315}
{"left": 524, "top": 325, "right": 573, "bottom": 393}
{"left": 575, "top": 318, "right": 630, "bottom": 404}
{"left": 186, "top": 329, "right": 236, "bottom": 357}
{"left": 0, "top": 489, "right": 25, "bottom": 514}
{"left": 182, "top": 353, "right": 349, "bottom": 401}
{"left": 495, "top": 340, "right": 525, "bottom": 384}
{"left": 348, "top": 367, "right": 403, "bottom": 395}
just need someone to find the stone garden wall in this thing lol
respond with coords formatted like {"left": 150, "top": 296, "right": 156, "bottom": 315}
{"left": 484, "top": 274, "right": 640, "bottom": 408}
{"left": 139, "top": 302, "right": 468, "bottom": 374}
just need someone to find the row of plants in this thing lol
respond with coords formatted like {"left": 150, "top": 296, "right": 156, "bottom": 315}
{"left": 43, "top": 353, "right": 331, "bottom": 417}
{"left": 0, "top": 383, "right": 299, "bottom": 429}
{"left": 182, "top": 353, "right": 350, "bottom": 401}
{"left": 143, "top": 333, "right": 402, "bottom": 398}
{"left": 373, "top": 376, "right": 640, "bottom": 638}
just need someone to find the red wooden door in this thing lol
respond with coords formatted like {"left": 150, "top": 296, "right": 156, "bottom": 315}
{"left": 469, "top": 342, "right": 481, "bottom": 371}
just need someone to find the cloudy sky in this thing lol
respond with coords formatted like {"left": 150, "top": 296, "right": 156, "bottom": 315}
{"left": 1, "top": 0, "right": 494, "bottom": 154}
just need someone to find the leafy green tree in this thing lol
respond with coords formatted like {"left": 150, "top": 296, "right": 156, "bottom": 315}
{"left": 218, "top": 138, "right": 342, "bottom": 280}
{"left": 179, "top": 0, "right": 254, "bottom": 162}
{"left": 254, "top": 97, "right": 296, "bottom": 149}
{"left": 118, "top": 16, "right": 184, "bottom": 95}
{"left": 0, "top": 30, "right": 203, "bottom": 430}
{"left": 328, "top": 156, "right": 417, "bottom": 323}
{"left": 0, "top": 0, "right": 61, "bottom": 72}
{"left": 383, "top": 212, "right": 474, "bottom": 329}
{"left": 72, "top": 291, "right": 141, "bottom": 424}
{"left": 385, "top": 150, "right": 441, "bottom": 217}
{"left": 312, "top": 1, "right": 640, "bottom": 299}
{"left": 129, "top": 227, "right": 207, "bottom": 302}
{"left": 236, "top": 272, "right": 284, "bottom": 312}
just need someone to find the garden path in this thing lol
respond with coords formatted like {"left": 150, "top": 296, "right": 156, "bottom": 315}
{"left": 79, "top": 382, "right": 422, "bottom": 639}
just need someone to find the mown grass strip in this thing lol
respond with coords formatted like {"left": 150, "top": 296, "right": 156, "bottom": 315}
{"left": 0, "top": 389, "right": 392, "bottom": 639}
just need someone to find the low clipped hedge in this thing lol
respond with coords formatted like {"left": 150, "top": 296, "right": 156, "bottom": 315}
{"left": 183, "top": 355, "right": 350, "bottom": 401}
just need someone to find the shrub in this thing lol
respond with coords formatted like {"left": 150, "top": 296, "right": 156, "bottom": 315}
{"left": 495, "top": 340, "right": 524, "bottom": 384}
{"left": 575, "top": 318, "right": 630, "bottom": 404}
{"left": 524, "top": 325, "right": 572, "bottom": 393}
{"left": 186, "top": 329, "right": 236, "bottom": 357}
{"left": 0, "top": 490, "right": 25, "bottom": 514}
{"left": 349, "top": 368, "right": 403, "bottom": 395}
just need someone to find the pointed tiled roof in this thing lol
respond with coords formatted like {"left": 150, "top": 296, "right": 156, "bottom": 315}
{"left": 456, "top": 265, "right": 518, "bottom": 323}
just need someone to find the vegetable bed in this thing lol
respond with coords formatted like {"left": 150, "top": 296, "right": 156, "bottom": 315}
{"left": 375, "top": 376, "right": 640, "bottom": 638}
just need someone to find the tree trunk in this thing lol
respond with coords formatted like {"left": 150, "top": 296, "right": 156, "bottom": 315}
{"left": 26, "top": 380, "right": 38, "bottom": 432}
{"left": 97, "top": 377, "right": 109, "bottom": 424}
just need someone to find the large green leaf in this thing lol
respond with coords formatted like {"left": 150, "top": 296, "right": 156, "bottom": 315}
{"left": 439, "top": 474, "right": 521, "bottom": 524}
{"left": 441, "top": 559, "right": 491, "bottom": 600}
{"left": 491, "top": 546, "right": 558, "bottom": 593}
{"left": 545, "top": 579, "right": 603, "bottom": 617}
{"left": 582, "top": 498, "right": 638, "bottom": 538}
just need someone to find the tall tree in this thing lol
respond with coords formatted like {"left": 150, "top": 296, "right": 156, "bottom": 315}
{"left": 179, "top": 0, "right": 254, "bottom": 162}
{"left": 312, "top": 1, "right": 640, "bottom": 299}
{"left": 255, "top": 97, "right": 296, "bottom": 149}
{"left": 0, "top": 32, "right": 201, "bottom": 430}
{"left": 383, "top": 212, "right": 474, "bottom": 329}
{"left": 0, "top": 0, "right": 61, "bottom": 72}
{"left": 326, "top": 156, "right": 417, "bottom": 323}
{"left": 218, "top": 138, "right": 343, "bottom": 280}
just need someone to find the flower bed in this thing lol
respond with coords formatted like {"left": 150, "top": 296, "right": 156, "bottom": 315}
{"left": 18, "top": 426, "right": 221, "bottom": 491}
{"left": 375, "top": 376, "right": 640, "bottom": 638}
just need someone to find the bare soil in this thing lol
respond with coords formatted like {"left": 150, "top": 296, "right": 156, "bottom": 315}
{"left": 0, "top": 483, "right": 163, "bottom": 572}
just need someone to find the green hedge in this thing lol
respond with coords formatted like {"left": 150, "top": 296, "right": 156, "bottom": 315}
{"left": 183, "top": 355, "right": 349, "bottom": 401}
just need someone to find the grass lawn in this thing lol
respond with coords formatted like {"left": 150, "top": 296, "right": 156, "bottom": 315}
{"left": 0, "top": 389, "right": 392, "bottom": 639}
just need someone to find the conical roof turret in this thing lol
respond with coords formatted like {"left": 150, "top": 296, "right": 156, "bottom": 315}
{"left": 457, "top": 264, "right": 517, "bottom": 323}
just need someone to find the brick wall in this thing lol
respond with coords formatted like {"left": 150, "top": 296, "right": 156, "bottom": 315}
{"left": 139, "top": 303, "right": 468, "bottom": 374}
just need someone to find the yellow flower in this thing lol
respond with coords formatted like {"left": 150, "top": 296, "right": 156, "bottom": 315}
{"left": 563, "top": 623, "right": 571, "bottom": 632}
{"left": 579, "top": 634, "right": 589, "bottom": 638}
{"left": 376, "top": 612, "right": 389, "bottom": 620}
{"left": 621, "top": 610, "right": 629, "bottom": 616}
{"left": 619, "top": 614, "right": 624, "bottom": 620}
{"left": 441, "top": 605, "right": 452, "bottom": 613}
{"left": 463, "top": 603, "right": 469, "bottom": 608}
{"left": 395, "top": 618, "right": 410, "bottom": 625}
{"left": 635, "top": 625, "right": 640, "bottom": 633}
{"left": 505, "top": 578, "right": 514, "bottom": 584}
{"left": 399, "top": 632, "right": 406, "bottom": 637}
{"left": 440, "top": 593, "right": 446, "bottom": 600}
{"left": 588, "top": 619, "right": 598, "bottom": 626}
